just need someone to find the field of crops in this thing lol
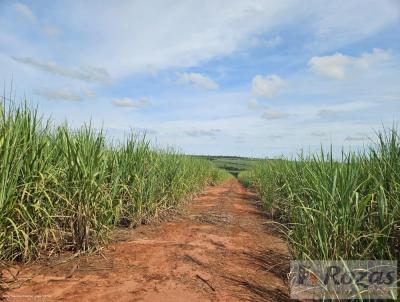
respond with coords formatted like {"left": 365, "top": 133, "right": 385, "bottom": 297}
{"left": 239, "top": 129, "right": 400, "bottom": 262}
{"left": 0, "top": 101, "right": 230, "bottom": 261}
{"left": 198, "top": 155, "right": 259, "bottom": 177}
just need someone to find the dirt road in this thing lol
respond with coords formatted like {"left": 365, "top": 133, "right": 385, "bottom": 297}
{"left": 2, "top": 178, "right": 290, "bottom": 301}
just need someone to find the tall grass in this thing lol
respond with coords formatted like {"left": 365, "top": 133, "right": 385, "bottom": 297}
{"left": 0, "top": 100, "right": 230, "bottom": 261}
{"left": 239, "top": 128, "right": 399, "bottom": 261}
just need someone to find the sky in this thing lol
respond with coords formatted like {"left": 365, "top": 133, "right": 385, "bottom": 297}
{"left": 0, "top": 0, "right": 399, "bottom": 157}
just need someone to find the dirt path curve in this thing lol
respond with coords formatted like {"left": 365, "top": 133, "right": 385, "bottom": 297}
{"left": 3, "top": 178, "right": 290, "bottom": 302}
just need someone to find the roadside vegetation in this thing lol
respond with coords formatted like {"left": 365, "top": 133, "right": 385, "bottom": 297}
{"left": 0, "top": 100, "right": 230, "bottom": 261}
{"left": 199, "top": 155, "right": 259, "bottom": 177}
{"left": 239, "top": 128, "right": 400, "bottom": 261}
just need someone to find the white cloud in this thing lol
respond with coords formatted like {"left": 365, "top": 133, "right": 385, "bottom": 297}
{"left": 311, "top": 131, "right": 326, "bottom": 137}
{"left": 309, "top": 53, "right": 351, "bottom": 79}
{"left": 261, "top": 108, "right": 289, "bottom": 120}
{"left": 317, "top": 100, "right": 377, "bottom": 118}
{"left": 60, "top": 1, "right": 305, "bottom": 77}
{"left": 251, "top": 35, "right": 283, "bottom": 48}
{"left": 133, "top": 128, "right": 158, "bottom": 135}
{"left": 344, "top": 134, "right": 368, "bottom": 141}
{"left": 308, "top": 1, "right": 398, "bottom": 52}
{"left": 268, "top": 134, "right": 283, "bottom": 139}
{"left": 112, "top": 97, "right": 151, "bottom": 108}
{"left": 177, "top": 72, "right": 218, "bottom": 89}
{"left": 309, "top": 48, "right": 392, "bottom": 79}
{"left": 185, "top": 128, "right": 221, "bottom": 137}
{"left": 357, "top": 48, "right": 392, "bottom": 68}
{"left": 15, "top": 3, "right": 36, "bottom": 22}
{"left": 317, "top": 109, "right": 338, "bottom": 118}
{"left": 14, "top": 3, "right": 61, "bottom": 38}
{"left": 327, "top": 100, "right": 378, "bottom": 112}
{"left": 83, "top": 88, "right": 96, "bottom": 98}
{"left": 37, "top": 88, "right": 81, "bottom": 101}
{"left": 251, "top": 75, "right": 286, "bottom": 98}
{"left": 4, "top": 1, "right": 399, "bottom": 79}
{"left": 264, "top": 35, "right": 283, "bottom": 48}
{"left": 43, "top": 26, "right": 61, "bottom": 38}
{"left": 12, "top": 57, "right": 111, "bottom": 84}
{"left": 247, "top": 99, "right": 265, "bottom": 110}
{"left": 36, "top": 87, "right": 97, "bottom": 101}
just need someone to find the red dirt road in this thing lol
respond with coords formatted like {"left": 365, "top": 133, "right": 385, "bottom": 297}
{"left": 2, "top": 178, "right": 290, "bottom": 302}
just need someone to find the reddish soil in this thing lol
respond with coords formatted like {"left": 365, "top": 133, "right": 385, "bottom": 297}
{"left": 1, "top": 178, "right": 290, "bottom": 302}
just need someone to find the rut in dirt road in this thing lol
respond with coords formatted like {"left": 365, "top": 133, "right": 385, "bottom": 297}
{"left": 3, "top": 178, "right": 291, "bottom": 302}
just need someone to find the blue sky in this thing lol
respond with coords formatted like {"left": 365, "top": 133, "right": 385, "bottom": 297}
{"left": 1, "top": 0, "right": 399, "bottom": 157}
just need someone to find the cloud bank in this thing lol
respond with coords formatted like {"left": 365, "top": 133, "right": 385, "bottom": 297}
{"left": 112, "top": 97, "right": 151, "bottom": 108}
{"left": 12, "top": 57, "right": 111, "bottom": 84}
{"left": 251, "top": 75, "right": 286, "bottom": 98}
{"left": 177, "top": 72, "right": 218, "bottom": 89}
{"left": 309, "top": 48, "right": 391, "bottom": 79}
